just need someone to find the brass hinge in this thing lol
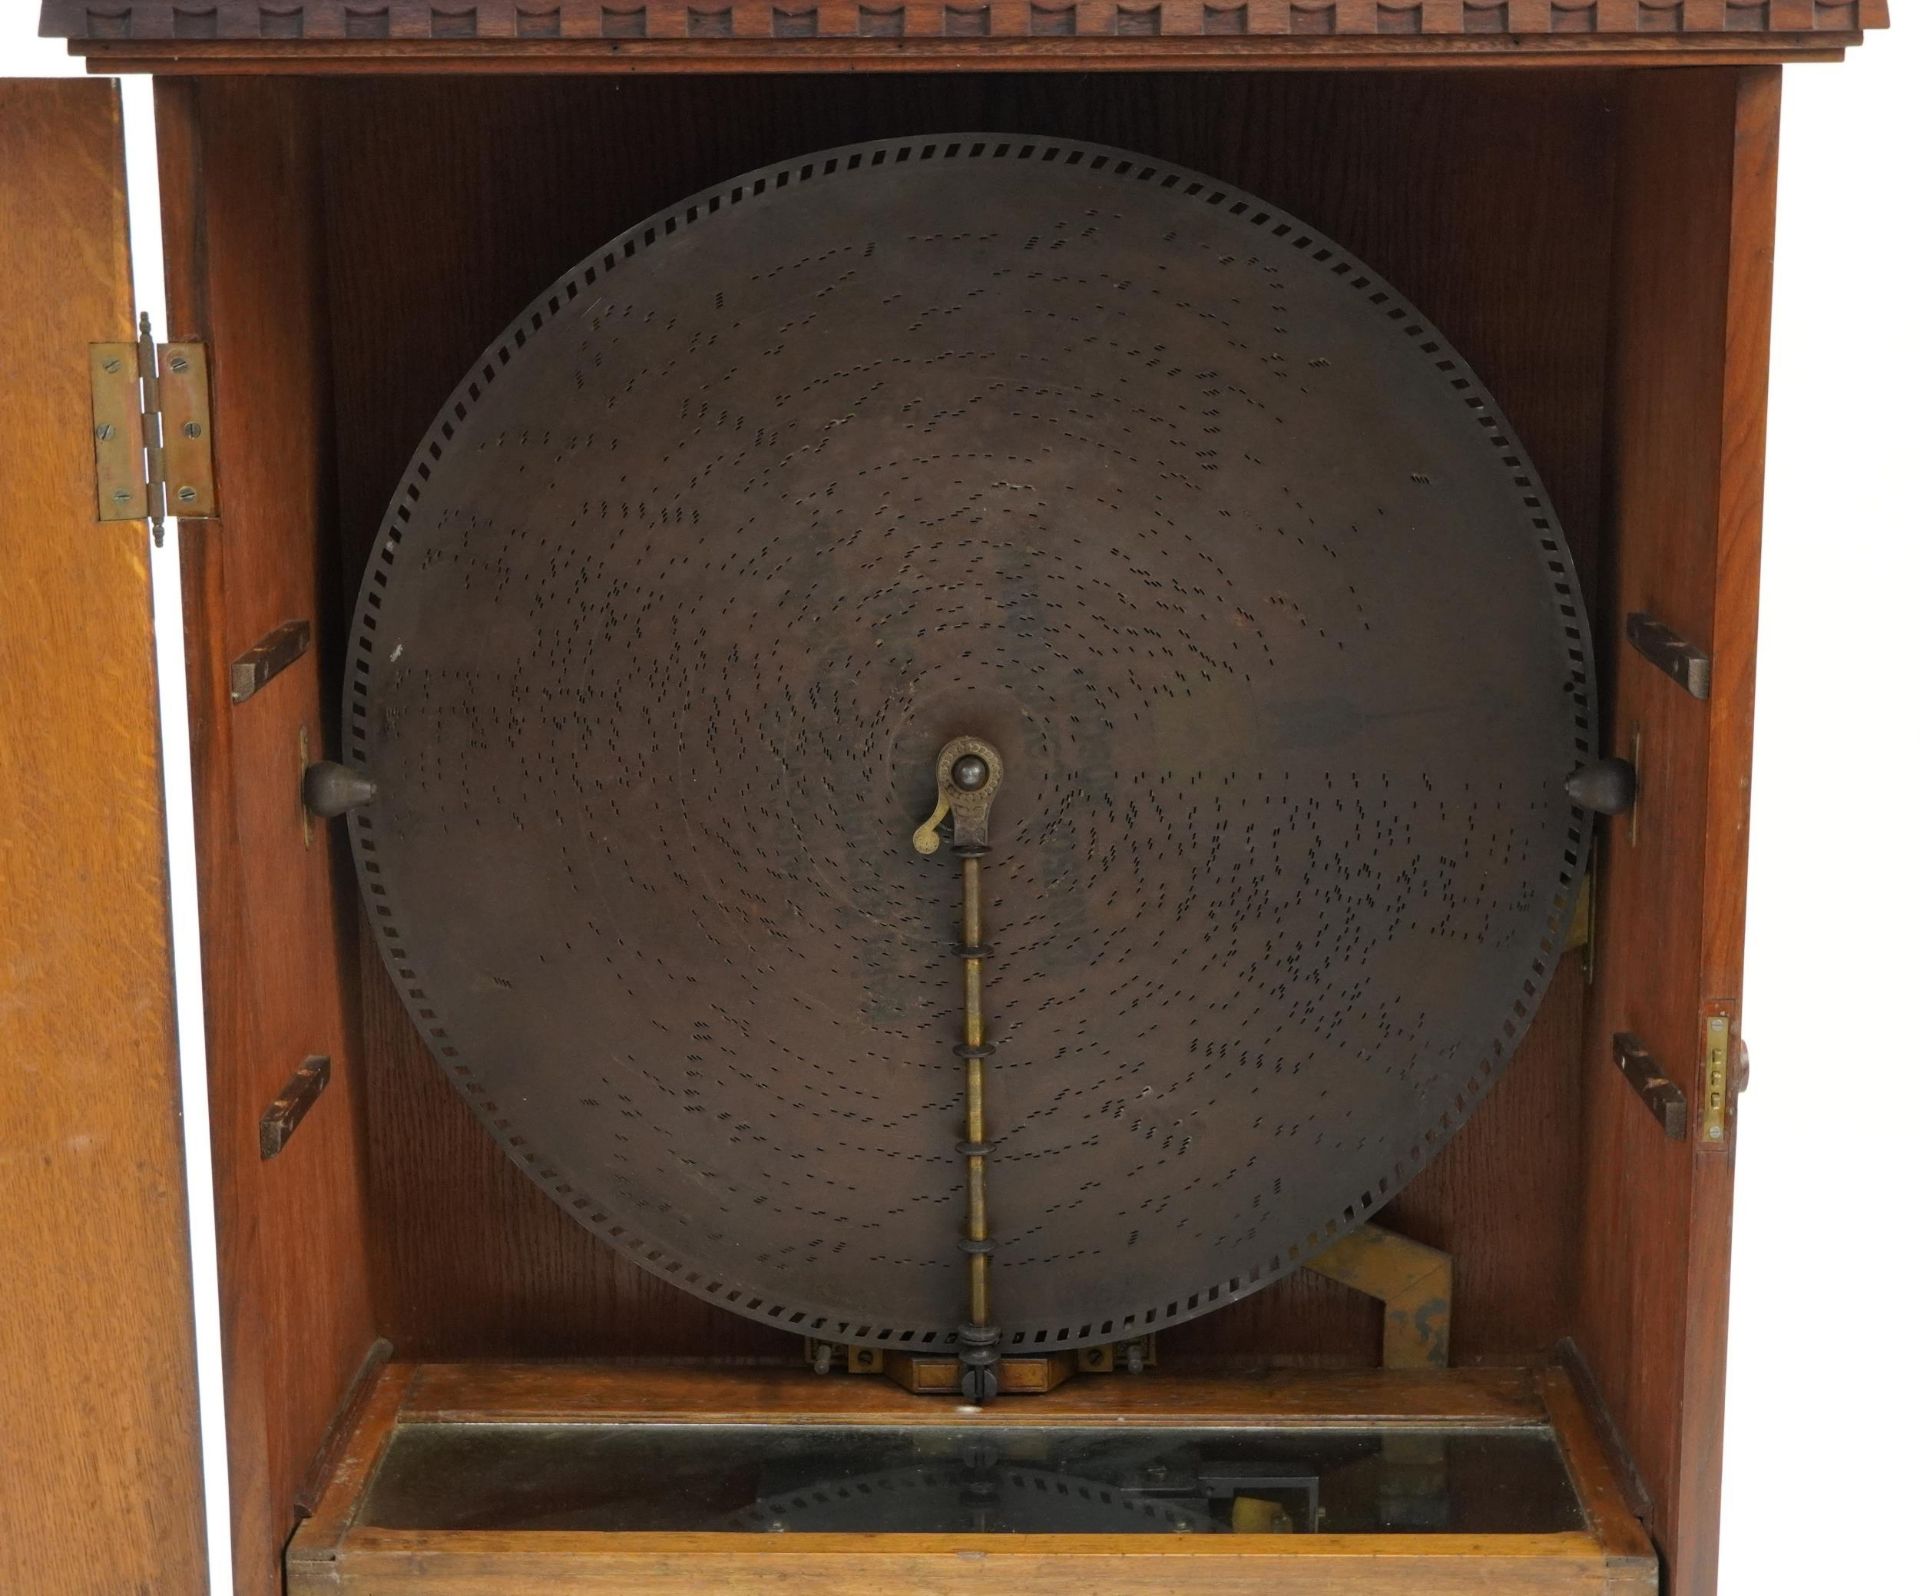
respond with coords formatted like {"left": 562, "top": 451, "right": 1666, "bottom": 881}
{"left": 88, "top": 313, "right": 216, "bottom": 546}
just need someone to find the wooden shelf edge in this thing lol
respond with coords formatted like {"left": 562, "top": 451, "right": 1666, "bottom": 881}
{"left": 287, "top": 1361, "right": 1658, "bottom": 1593}
{"left": 394, "top": 1360, "right": 1551, "bottom": 1425}
{"left": 69, "top": 31, "right": 1863, "bottom": 76}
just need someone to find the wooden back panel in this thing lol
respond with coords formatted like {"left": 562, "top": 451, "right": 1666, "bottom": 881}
{"left": 304, "top": 70, "right": 1615, "bottom": 1365}
{"left": 0, "top": 78, "right": 208, "bottom": 1596}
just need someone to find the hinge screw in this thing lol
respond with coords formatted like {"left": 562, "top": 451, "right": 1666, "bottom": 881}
{"left": 112, "top": 489, "right": 132, "bottom": 505}
{"left": 183, "top": 421, "right": 203, "bottom": 439}
{"left": 95, "top": 423, "right": 114, "bottom": 441}
{"left": 178, "top": 486, "right": 199, "bottom": 504}
{"left": 101, "top": 357, "right": 122, "bottom": 374}
{"left": 168, "top": 354, "right": 190, "bottom": 374}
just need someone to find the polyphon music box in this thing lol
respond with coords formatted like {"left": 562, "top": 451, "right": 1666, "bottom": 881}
{"left": 0, "top": 5, "right": 1891, "bottom": 1594}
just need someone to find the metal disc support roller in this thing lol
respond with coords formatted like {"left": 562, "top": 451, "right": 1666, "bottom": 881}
{"left": 303, "top": 760, "right": 376, "bottom": 819}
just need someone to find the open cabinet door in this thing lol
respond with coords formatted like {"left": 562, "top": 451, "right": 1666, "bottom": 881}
{"left": 0, "top": 79, "right": 209, "bottom": 1596}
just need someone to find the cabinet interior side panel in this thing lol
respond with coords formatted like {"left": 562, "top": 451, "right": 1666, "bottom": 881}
{"left": 1576, "top": 66, "right": 1777, "bottom": 1596}
{"left": 156, "top": 76, "right": 380, "bottom": 1596}
{"left": 310, "top": 71, "right": 1616, "bottom": 1365}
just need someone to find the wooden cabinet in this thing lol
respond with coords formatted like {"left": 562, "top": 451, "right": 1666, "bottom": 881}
{"left": 0, "top": 11, "right": 1891, "bottom": 1595}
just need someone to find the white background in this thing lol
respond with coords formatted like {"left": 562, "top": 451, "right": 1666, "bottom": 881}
{"left": 4, "top": 14, "right": 1914, "bottom": 1592}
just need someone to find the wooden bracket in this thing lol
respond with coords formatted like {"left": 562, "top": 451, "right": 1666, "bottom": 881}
{"left": 260, "top": 1054, "right": 330, "bottom": 1160}
{"left": 1305, "top": 1223, "right": 1453, "bottom": 1371}
{"left": 880, "top": 1350, "right": 1077, "bottom": 1396}
{"left": 802, "top": 1335, "right": 1154, "bottom": 1396}
{"left": 230, "top": 618, "right": 312, "bottom": 703}
{"left": 1626, "top": 611, "right": 1711, "bottom": 700}
{"left": 803, "top": 1340, "right": 883, "bottom": 1377}
{"left": 1076, "top": 1338, "right": 1155, "bottom": 1377}
{"left": 1611, "top": 1032, "right": 1688, "bottom": 1141}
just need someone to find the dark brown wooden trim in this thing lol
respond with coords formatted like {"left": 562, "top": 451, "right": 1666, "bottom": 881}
{"left": 293, "top": 1337, "right": 396, "bottom": 1518}
{"left": 401, "top": 1360, "right": 1549, "bottom": 1424}
{"left": 69, "top": 30, "right": 1860, "bottom": 73}
{"left": 39, "top": 0, "right": 1890, "bottom": 47}
{"left": 291, "top": 1362, "right": 417, "bottom": 1560}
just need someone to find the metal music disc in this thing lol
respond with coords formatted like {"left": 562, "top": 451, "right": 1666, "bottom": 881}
{"left": 346, "top": 136, "right": 1593, "bottom": 1353}
{"left": 725, "top": 1466, "right": 1212, "bottom": 1535}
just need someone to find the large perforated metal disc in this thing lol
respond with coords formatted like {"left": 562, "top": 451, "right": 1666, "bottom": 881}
{"left": 346, "top": 136, "right": 1593, "bottom": 1354}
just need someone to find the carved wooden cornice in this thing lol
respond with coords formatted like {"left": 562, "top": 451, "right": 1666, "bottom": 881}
{"left": 42, "top": 0, "right": 1888, "bottom": 69}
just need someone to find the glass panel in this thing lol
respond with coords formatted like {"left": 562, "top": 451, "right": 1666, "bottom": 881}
{"left": 359, "top": 1422, "right": 1583, "bottom": 1535}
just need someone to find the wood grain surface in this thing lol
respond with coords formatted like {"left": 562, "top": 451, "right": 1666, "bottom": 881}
{"left": 154, "top": 74, "right": 382, "bottom": 1596}
{"left": 285, "top": 1362, "right": 1655, "bottom": 1594}
{"left": 1573, "top": 65, "right": 1779, "bottom": 1596}
{"left": 0, "top": 77, "right": 209, "bottom": 1596}
{"left": 42, "top": 0, "right": 1885, "bottom": 76}
{"left": 38, "top": 0, "right": 1892, "bottom": 45}
{"left": 398, "top": 1359, "right": 1550, "bottom": 1423}
{"left": 296, "top": 1532, "right": 1648, "bottom": 1594}
{"left": 68, "top": 40, "right": 1865, "bottom": 80}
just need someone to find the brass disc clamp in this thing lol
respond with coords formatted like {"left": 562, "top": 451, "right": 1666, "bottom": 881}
{"left": 916, "top": 736, "right": 1006, "bottom": 1403}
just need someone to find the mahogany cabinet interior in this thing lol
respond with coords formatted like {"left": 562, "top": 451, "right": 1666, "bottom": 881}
{"left": 3, "top": 8, "right": 1886, "bottom": 1593}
